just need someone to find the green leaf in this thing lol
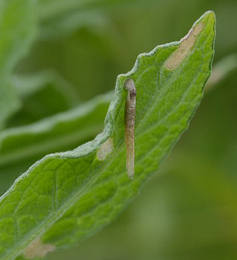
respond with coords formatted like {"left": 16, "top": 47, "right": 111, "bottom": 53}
{"left": 7, "top": 71, "right": 80, "bottom": 127}
{"left": 39, "top": 0, "right": 129, "bottom": 38}
{"left": 40, "top": 0, "right": 130, "bottom": 21}
{"left": 40, "top": 9, "right": 109, "bottom": 39}
{"left": 0, "top": 0, "right": 37, "bottom": 129}
{"left": 0, "top": 93, "right": 111, "bottom": 196}
{"left": 0, "top": 11, "right": 215, "bottom": 260}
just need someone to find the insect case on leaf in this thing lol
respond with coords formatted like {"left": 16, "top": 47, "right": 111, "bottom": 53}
{"left": 124, "top": 79, "right": 136, "bottom": 179}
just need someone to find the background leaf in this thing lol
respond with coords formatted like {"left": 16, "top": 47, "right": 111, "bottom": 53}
{"left": 7, "top": 71, "right": 79, "bottom": 127}
{"left": 0, "top": 0, "right": 37, "bottom": 129}
{"left": 38, "top": 0, "right": 135, "bottom": 38}
{"left": 0, "top": 92, "right": 111, "bottom": 197}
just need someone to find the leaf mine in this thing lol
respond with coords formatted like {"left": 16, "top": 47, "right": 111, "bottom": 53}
{"left": 164, "top": 22, "right": 204, "bottom": 70}
{"left": 23, "top": 238, "right": 55, "bottom": 259}
{"left": 97, "top": 138, "right": 114, "bottom": 160}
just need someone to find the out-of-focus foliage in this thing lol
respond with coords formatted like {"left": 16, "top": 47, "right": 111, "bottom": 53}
{"left": 0, "top": 0, "right": 237, "bottom": 259}
{"left": 0, "top": 0, "right": 37, "bottom": 129}
{"left": 0, "top": 93, "right": 112, "bottom": 197}
{"left": 8, "top": 71, "right": 79, "bottom": 127}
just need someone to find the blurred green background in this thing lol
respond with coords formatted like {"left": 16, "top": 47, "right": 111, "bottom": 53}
{"left": 5, "top": 0, "right": 237, "bottom": 259}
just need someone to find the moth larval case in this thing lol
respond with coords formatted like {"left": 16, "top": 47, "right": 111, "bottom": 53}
{"left": 124, "top": 78, "right": 136, "bottom": 179}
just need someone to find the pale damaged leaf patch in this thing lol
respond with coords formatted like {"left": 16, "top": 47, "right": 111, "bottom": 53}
{"left": 23, "top": 238, "right": 55, "bottom": 259}
{"left": 97, "top": 138, "right": 114, "bottom": 160}
{"left": 165, "top": 22, "right": 204, "bottom": 70}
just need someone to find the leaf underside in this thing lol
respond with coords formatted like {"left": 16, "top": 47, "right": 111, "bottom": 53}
{"left": 0, "top": 11, "right": 215, "bottom": 260}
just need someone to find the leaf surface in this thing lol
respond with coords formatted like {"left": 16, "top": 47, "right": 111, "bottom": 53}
{"left": 0, "top": 11, "right": 215, "bottom": 260}
{"left": 0, "top": 93, "right": 111, "bottom": 196}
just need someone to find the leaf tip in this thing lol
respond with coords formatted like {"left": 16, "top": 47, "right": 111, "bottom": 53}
{"left": 164, "top": 23, "right": 204, "bottom": 70}
{"left": 198, "top": 10, "right": 216, "bottom": 28}
{"left": 164, "top": 11, "right": 216, "bottom": 70}
{"left": 204, "top": 10, "right": 216, "bottom": 19}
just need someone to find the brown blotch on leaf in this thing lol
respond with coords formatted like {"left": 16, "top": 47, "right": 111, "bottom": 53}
{"left": 165, "top": 22, "right": 204, "bottom": 70}
{"left": 23, "top": 238, "right": 55, "bottom": 259}
{"left": 97, "top": 138, "right": 114, "bottom": 161}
